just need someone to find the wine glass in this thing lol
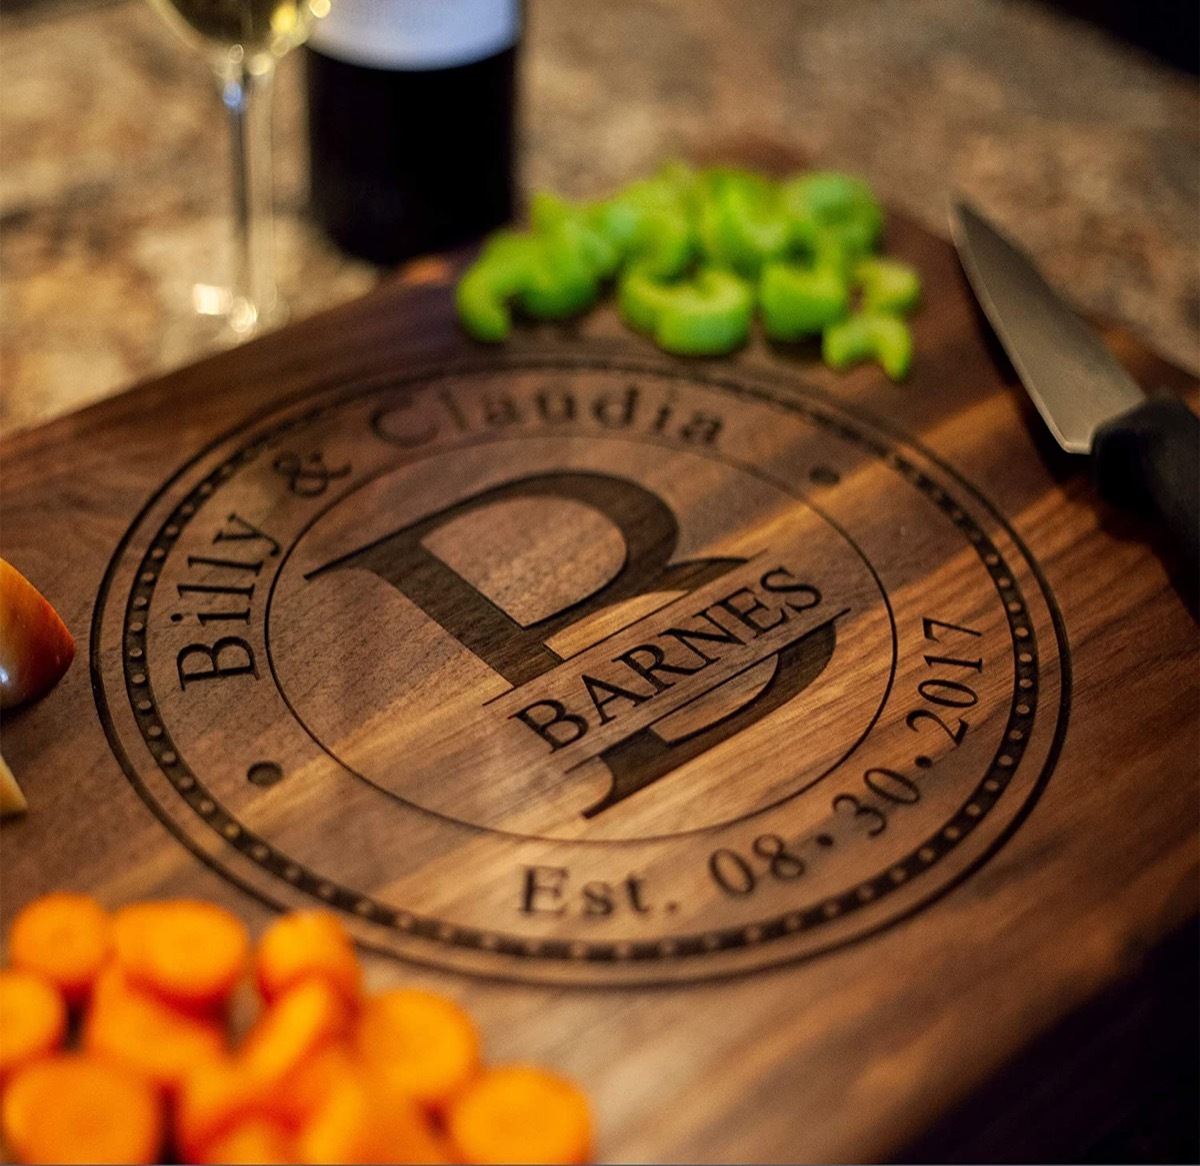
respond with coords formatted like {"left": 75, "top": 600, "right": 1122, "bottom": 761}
{"left": 147, "top": 0, "right": 332, "bottom": 338}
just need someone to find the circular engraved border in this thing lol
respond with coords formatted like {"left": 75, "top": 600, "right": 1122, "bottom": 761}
{"left": 92, "top": 349, "right": 1071, "bottom": 981}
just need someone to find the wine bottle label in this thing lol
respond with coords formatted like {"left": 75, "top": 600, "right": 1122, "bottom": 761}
{"left": 309, "top": 0, "right": 519, "bottom": 69}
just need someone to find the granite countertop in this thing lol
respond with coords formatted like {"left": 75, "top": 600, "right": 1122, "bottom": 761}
{"left": 1, "top": 0, "right": 1197, "bottom": 434}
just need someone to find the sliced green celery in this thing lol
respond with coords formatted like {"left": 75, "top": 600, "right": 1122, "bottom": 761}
{"left": 659, "top": 269, "right": 754, "bottom": 356}
{"left": 456, "top": 165, "right": 917, "bottom": 376}
{"left": 787, "top": 172, "right": 878, "bottom": 219}
{"left": 759, "top": 261, "right": 849, "bottom": 340}
{"left": 619, "top": 267, "right": 753, "bottom": 355}
{"left": 618, "top": 267, "right": 681, "bottom": 335}
{"left": 456, "top": 266, "right": 512, "bottom": 342}
{"left": 518, "top": 239, "right": 598, "bottom": 318}
{"left": 868, "top": 314, "right": 914, "bottom": 379}
{"left": 455, "top": 231, "right": 535, "bottom": 342}
{"left": 627, "top": 208, "right": 695, "bottom": 279}
{"left": 622, "top": 162, "right": 699, "bottom": 214}
{"left": 783, "top": 171, "right": 884, "bottom": 259}
{"left": 606, "top": 165, "right": 699, "bottom": 278}
{"left": 822, "top": 312, "right": 914, "bottom": 380}
{"left": 855, "top": 257, "right": 921, "bottom": 314}
{"left": 588, "top": 199, "right": 642, "bottom": 256}
{"left": 530, "top": 193, "right": 621, "bottom": 280}
{"left": 698, "top": 171, "right": 790, "bottom": 277}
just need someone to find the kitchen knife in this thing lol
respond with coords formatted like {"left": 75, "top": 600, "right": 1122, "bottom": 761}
{"left": 951, "top": 201, "right": 1200, "bottom": 615}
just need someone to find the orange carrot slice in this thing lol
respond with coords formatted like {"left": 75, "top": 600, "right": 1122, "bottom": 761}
{"left": 175, "top": 1056, "right": 265, "bottom": 1162}
{"left": 1, "top": 1052, "right": 164, "bottom": 1165}
{"left": 8, "top": 892, "right": 112, "bottom": 1006}
{"left": 297, "top": 1069, "right": 449, "bottom": 1165}
{"left": 112, "top": 899, "right": 249, "bottom": 1011}
{"left": 177, "top": 1030, "right": 356, "bottom": 1158}
{"left": 354, "top": 988, "right": 481, "bottom": 1112}
{"left": 264, "top": 1042, "right": 358, "bottom": 1130}
{"left": 201, "top": 1115, "right": 298, "bottom": 1165}
{"left": 240, "top": 978, "right": 350, "bottom": 1091}
{"left": 0, "top": 969, "right": 67, "bottom": 1080}
{"left": 447, "top": 1065, "right": 593, "bottom": 1165}
{"left": 84, "top": 966, "right": 227, "bottom": 1093}
{"left": 254, "top": 910, "right": 362, "bottom": 1007}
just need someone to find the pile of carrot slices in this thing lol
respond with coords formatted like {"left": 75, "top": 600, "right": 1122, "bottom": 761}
{"left": 0, "top": 894, "right": 591, "bottom": 1164}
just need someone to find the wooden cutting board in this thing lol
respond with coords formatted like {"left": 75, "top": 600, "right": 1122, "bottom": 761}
{"left": 1, "top": 204, "right": 1196, "bottom": 1162}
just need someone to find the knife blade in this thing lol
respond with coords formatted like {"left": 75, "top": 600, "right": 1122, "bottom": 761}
{"left": 951, "top": 201, "right": 1199, "bottom": 615}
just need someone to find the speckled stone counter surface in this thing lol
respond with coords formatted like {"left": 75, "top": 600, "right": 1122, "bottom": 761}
{"left": 1, "top": 0, "right": 1197, "bottom": 433}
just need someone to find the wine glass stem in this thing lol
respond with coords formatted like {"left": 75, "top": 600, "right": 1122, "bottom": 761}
{"left": 220, "top": 61, "right": 278, "bottom": 333}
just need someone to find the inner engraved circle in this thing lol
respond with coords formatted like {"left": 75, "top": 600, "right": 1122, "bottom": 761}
{"left": 263, "top": 433, "right": 896, "bottom": 842}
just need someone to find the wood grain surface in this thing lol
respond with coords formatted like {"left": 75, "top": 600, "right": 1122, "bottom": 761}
{"left": 1, "top": 203, "right": 1197, "bottom": 1162}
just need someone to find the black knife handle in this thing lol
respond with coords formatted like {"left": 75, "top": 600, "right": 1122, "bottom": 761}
{"left": 1093, "top": 391, "right": 1200, "bottom": 617}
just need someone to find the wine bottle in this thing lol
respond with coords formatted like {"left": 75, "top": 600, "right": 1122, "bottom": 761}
{"left": 305, "top": 0, "right": 519, "bottom": 265}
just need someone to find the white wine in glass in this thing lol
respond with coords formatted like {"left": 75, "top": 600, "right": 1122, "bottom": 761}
{"left": 147, "top": 0, "right": 332, "bottom": 337}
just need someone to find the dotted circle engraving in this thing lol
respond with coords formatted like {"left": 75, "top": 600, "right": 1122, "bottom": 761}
{"left": 94, "top": 351, "right": 1069, "bottom": 982}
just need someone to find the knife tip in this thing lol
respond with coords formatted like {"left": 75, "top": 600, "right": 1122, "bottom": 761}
{"left": 947, "top": 197, "right": 972, "bottom": 252}
{"left": 947, "top": 197, "right": 980, "bottom": 235}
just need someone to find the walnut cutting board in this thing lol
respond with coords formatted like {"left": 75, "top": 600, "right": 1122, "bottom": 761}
{"left": 1, "top": 205, "right": 1197, "bottom": 1162}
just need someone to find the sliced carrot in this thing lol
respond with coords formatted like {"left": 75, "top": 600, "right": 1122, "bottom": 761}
{"left": 297, "top": 1069, "right": 449, "bottom": 1165}
{"left": 177, "top": 1032, "right": 358, "bottom": 1160}
{"left": 200, "top": 1114, "right": 298, "bottom": 1165}
{"left": 255, "top": 910, "right": 362, "bottom": 1007}
{"left": 175, "top": 1056, "right": 266, "bottom": 1162}
{"left": 240, "top": 977, "right": 350, "bottom": 1092}
{"left": 0, "top": 969, "right": 67, "bottom": 1080}
{"left": 112, "top": 898, "right": 249, "bottom": 1011}
{"left": 8, "top": 892, "right": 111, "bottom": 1006}
{"left": 84, "top": 965, "right": 227, "bottom": 1094}
{"left": 263, "top": 1041, "right": 359, "bottom": 1130}
{"left": 1, "top": 1052, "right": 164, "bottom": 1165}
{"left": 447, "top": 1065, "right": 592, "bottom": 1165}
{"left": 89, "top": 961, "right": 139, "bottom": 1012}
{"left": 354, "top": 988, "right": 481, "bottom": 1113}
